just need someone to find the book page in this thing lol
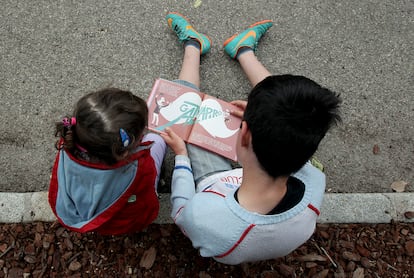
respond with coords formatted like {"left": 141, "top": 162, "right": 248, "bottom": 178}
{"left": 147, "top": 79, "right": 204, "bottom": 140}
{"left": 188, "top": 95, "right": 242, "bottom": 161}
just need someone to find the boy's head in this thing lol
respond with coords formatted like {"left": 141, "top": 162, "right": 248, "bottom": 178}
{"left": 61, "top": 88, "right": 148, "bottom": 165}
{"left": 243, "top": 75, "right": 341, "bottom": 178}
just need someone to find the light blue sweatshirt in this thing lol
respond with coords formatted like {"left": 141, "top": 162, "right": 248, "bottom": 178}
{"left": 170, "top": 155, "right": 325, "bottom": 265}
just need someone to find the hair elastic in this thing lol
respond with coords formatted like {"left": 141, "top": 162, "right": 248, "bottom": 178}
{"left": 63, "top": 117, "right": 76, "bottom": 127}
{"left": 119, "top": 128, "right": 130, "bottom": 147}
{"left": 75, "top": 143, "right": 88, "bottom": 153}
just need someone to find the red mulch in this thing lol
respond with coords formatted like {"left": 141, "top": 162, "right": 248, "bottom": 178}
{"left": 0, "top": 221, "right": 413, "bottom": 277}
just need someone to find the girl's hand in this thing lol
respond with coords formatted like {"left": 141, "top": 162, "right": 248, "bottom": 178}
{"left": 230, "top": 100, "right": 247, "bottom": 118}
{"left": 160, "top": 128, "right": 188, "bottom": 156}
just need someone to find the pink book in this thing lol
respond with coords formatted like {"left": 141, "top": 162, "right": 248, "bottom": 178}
{"left": 147, "top": 78, "right": 242, "bottom": 161}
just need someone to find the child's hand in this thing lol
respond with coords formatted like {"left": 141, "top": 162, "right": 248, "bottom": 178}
{"left": 160, "top": 128, "right": 188, "bottom": 156}
{"left": 230, "top": 100, "right": 247, "bottom": 118}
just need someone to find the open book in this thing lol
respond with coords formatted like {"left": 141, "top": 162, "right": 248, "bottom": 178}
{"left": 147, "top": 78, "right": 242, "bottom": 161}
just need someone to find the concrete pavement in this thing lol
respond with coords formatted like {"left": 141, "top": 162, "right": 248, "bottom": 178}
{"left": 1, "top": 0, "right": 413, "bottom": 194}
{"left": 1, "top": 192, "right": 413, "bottom": 224}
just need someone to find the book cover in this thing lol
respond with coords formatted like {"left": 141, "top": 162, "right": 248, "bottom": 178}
{"left": 147, "top": 78, "right": 241, "bottom": 161}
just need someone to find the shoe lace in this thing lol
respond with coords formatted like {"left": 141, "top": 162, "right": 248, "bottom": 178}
{"left": 173, "top": 25, "right": 181, "bottom": 34}
{"left": 173, "top": 24, "right": 186, "bottom": 39}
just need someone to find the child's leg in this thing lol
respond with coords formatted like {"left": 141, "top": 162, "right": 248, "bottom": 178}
{"left": 178, "top": 45, "right": 201, "bottom": 88}
{"left": 167, "top": 13, "right": 232, "bottom": 183}
{"left": 143, "top": 133, "right": 167, "bottom": 190}
{"left": 175, "top": 46, "right": 232, "bottom": 183}
{"left": 223, "top": 20, "right": 273, "bottom": 87}
{"left": 166, "top": 12, "right": 212, "bottom": 87}
{"left": 187, "top": 144, "right": 232, "bottom": 184}
{"left": 237, "top": 51, "right": 271, "bottom": 88}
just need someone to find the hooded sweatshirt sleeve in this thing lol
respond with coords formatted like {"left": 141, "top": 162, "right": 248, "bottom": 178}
{"left": 170, "top": 155, "right": 196, "bottom": 221}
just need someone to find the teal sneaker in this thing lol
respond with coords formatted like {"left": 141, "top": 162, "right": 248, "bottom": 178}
{"left": 166, "top": 12, "right": 212, "bottom": 55}
{"left": 223, "top": 20, "right": 273, "bottom": 59}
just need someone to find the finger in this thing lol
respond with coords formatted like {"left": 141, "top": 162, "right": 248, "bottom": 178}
{"left": 230, "top": 100, "right": 247, "bottom": 109}
{"left": 163, "top": 127, "right": 173, "bottom": 137}
{"left": 160, "top": 131, "right": 172, "bottom": 142}
{"left": 165, "top": 127, "right": 179, "bottom": 139}
{"left": 230, "top": 110, "right": 244, "bottom": 118}
{"left": 159, "top": 133, "right": 169, "bottom": 143}
{"left": 161, "top": 129, "right": 179, "bottom": 146}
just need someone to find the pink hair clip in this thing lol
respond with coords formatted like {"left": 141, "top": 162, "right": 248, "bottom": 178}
{"left": 63, "top": 117, "right": 76, "bottom": 127}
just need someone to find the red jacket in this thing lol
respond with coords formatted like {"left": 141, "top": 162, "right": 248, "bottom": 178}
{"left": 49, "top": 141, "right": 159, "bottom": 235}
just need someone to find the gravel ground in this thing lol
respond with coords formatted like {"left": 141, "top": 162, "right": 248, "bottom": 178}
{"left": 0, "top": 221, "right": 413, "bottom": 277}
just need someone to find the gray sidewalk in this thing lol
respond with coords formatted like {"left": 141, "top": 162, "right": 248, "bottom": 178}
{"left": 1, "top": 192, "right": 413, "bottom": 224}
{"left": 1, "top": 0, "right": 413, "bottom": 195}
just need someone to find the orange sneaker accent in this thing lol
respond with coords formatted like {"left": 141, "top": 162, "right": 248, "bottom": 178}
{"left": 166, "top": 12, "right": 212, "bottom": 55}
{"left": 223, "top": 19, "right": 273, "bottom": 59}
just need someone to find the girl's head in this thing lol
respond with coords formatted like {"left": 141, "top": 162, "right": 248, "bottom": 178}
{"left": 56, "top": 88, "right": 148, "bottom": 165}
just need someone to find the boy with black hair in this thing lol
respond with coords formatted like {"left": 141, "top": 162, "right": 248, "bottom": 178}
{"left": 161, "top": 12, "right": 341, "bottom": 265}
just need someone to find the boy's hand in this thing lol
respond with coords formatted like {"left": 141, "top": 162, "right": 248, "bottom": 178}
{"left": 160, "top": 128, "right": 188, "bottom": 156}
{"left": 230, "top": 100, "right": 247, "bottom": 118}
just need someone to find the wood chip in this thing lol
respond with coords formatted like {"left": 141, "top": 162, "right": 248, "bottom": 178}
{"left": 23, "top": 255, "right": 37, "bottom": 264}
{"left": 34, "top": 233, "right": 42, "bottom": 248}
{"left": 35, "top": 223, "right": 44, "bottom": 233}
{"left": 305, "top": 262, "right": 318, "bottom": 268}
{"left": 355, "top": 244, "right": 370, "bottom": 257}
{"left": 404, "top": 211, "right": 414, "bottom": 219}
{"left": 352, "top": 267, "right": 364, "bottom": 278}
{"left": 333, "top": 265, "right": 346, "bottom": 278}
{"left": 68, "top": 260, "right": 82, "bottom": 271}
{"left": 61, "top": 251, "right": 73, "bottom": 261}
{"left": 313, "top": 269, "right": 329, "bottom": 278}
{"left": 24, "top": 244, "right": 35, "bottom": 255}
{"left": 297, "top": 253, "right": 327, "bottom": 262}
{"left": 160, "top": 227, "right": 171, "bottom": 237}
{"left": 199, "top": 271, "right": 212, "bottom": 278}
{"left": 0, "top": 244, "right": 7, "bottom": 253}
{"left": 260, "top": 270, "right": 280, "bottom": 278}
{"left": 346, "top": 261, "right": 356, "bottom": 272}
{"left": 319, "top": 230, "right": 330, "bottom": 239}
{"left": 342, "top": 251, "right": 361, "bottom": 261}
{"left": 405, "top": 240, "right": 414, "bottom": 256}
{"left": 139, "top": 246, "right": 157, "bottom": 269}
{"left": 55, "top": 227, "right": 66, "bottom": 237}
{"left": 339, "top": 239, "right": 354, "bottom": 249}
{"left": 278, "top": 263, "right": 295, "bottom": 276}
{"left": 390, "top": 180, "right": 408, "bottom": 192}
{"left": 64, "top": 237, "right": 73, "bottom": 250}
{"left": 360, "top": 257, "right": 374, "bottom": 268}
